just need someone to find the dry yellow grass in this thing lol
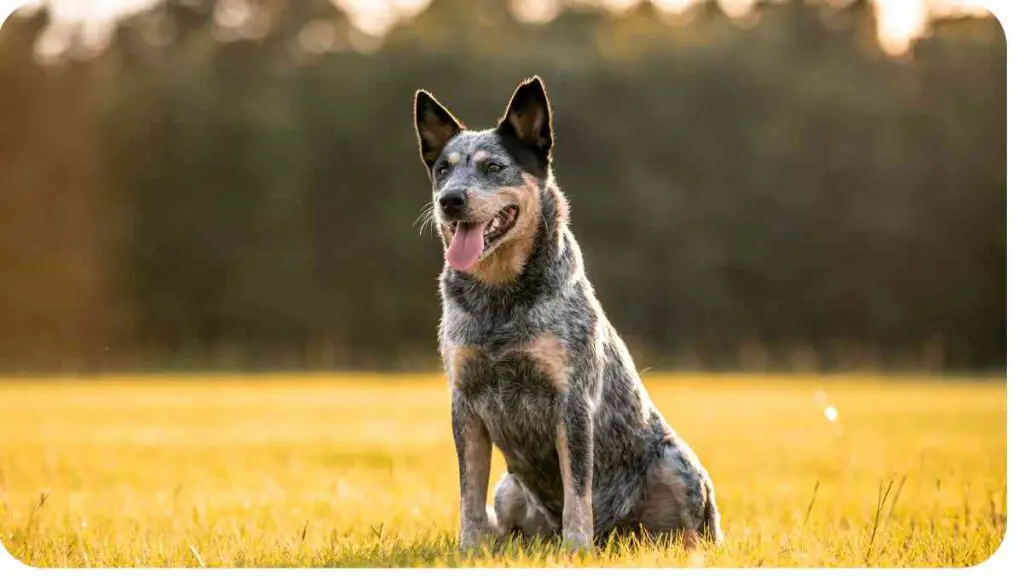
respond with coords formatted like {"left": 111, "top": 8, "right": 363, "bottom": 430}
{"left": 0, "top": 373, "right": 1006, "bottom": 567}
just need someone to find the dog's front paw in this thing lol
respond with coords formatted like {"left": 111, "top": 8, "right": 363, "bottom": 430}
{"left": 561, "top": 530, "right": 593, "bottom": 553}
{"left": 459, "top": 524, "right": 501, "bottom": 553}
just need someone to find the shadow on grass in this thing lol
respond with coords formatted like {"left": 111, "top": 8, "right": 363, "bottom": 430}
{"left": 302, "top": 530, "right": 711, "bottom": 568}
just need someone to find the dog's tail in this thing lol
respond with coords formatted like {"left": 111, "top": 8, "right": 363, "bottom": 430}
{"left": 700, "top": 480, "right": 725, "bottom": 546}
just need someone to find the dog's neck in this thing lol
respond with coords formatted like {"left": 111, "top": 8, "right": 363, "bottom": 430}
{"left": 441, "top": 181, "right": 580, "bottom": 315}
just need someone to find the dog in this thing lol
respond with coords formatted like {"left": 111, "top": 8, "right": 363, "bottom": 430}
{"left": 412, "top": 76, "right": 723, "bottom": 552}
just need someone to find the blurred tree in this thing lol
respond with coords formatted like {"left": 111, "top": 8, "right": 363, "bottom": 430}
{"left": 0, "top": 0, "right": 1006, "bottom": 373}
{"left": 0, "top": 9, "right": 117, "bottom": 371}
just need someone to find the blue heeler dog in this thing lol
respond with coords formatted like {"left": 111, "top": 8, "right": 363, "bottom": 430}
{"left": 413, "top": 76, "right": 724, "bottom": 552}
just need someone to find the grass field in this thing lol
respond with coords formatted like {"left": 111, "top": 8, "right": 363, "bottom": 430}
{"left": 0, "top": 374, "right": 1006, "bottom": 568}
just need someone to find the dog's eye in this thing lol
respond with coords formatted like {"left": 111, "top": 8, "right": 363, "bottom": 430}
{"left": 485, "top": 162, "right": 505, "bottom": 174}
{"left": 437, "top": 164, "right": 451, "bottom": 178}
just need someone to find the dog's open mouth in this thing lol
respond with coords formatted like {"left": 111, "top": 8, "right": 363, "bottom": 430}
{"left": 483, "top": 205, "right": 519, "bottom": 247}
{"left": 444, "top": 205, "right": 519, "bottom": 271}
{"left": 446, "top": 205, "right": 519, "bottom": 248}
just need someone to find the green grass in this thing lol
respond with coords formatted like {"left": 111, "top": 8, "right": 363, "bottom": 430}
{"left": 0, "top": 374, "right": 1006, "bottom": 567}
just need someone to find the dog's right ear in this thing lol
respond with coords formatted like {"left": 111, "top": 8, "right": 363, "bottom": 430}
{"left": 414, "top": 90, "right": 464, "bottom": 172}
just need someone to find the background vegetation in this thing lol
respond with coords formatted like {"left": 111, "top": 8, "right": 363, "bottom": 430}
{"left": 0, "top": 0, "right": 1005, "bottom": 374}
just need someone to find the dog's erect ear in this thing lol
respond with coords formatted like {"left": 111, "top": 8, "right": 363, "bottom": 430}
{"left": 497, "top": 76, "right": 553, "bottom": 163}
{"left": 414, "top": 90, "right": 465, "bottom": 172}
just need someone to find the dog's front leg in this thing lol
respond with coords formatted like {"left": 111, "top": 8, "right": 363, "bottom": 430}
{"left": 452, "top": 392, "right": 497, "bottom": 552}
{"left": 555, "top": 390, "right": 595, "bottom": 551}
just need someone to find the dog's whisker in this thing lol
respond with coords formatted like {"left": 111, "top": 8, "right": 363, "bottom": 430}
{"left": 413, "top": 203, "right": 432, "bottom": 224}
{"left": 413, "top": 202, "right": 436, "bottom": 236}
{"left": 418, "top": 216, "right": 435, "bottom": 237}
{"left": 418, "top": 212, "right": 439, "bottom": 237}
{"left": 413, "top": 210, "right": 427, "bottom": 229}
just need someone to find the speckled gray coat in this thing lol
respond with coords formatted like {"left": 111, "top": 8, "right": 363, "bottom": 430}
{"left": 414, "top": 76, "right": 723, "bottom": 551}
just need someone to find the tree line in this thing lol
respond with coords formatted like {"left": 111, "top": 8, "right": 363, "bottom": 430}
{"left": 0, "top": 0, "right": 1006, "bottom": 374}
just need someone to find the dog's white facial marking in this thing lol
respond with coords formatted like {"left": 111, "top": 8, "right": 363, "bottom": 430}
{"left": 471, "top": 150, "right": 490, "bottom": 164}
{"left": 447, "top": 152, "right": 462, "bottom": 165}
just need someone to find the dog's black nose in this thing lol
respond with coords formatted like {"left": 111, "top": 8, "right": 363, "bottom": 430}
{"left": 438, "top": 190, "right": 467, "bottom": 217}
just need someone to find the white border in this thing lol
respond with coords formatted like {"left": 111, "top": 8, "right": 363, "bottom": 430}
{"left": 0, "top": 0, "right": 1017, "bottom": 573}
{"left": 984, "top": 0, "right": 1017, "bottom": 574}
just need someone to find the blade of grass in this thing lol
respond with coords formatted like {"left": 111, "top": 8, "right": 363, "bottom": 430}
{"left": 804, "top": 479, "right": 821, "bottom": 525}
{"left": 866, "top": 478, "right": 896, "bottom": 564}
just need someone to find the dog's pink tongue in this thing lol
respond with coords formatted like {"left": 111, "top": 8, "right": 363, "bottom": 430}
{"left": 446, "top": 221, "right": 485, "bottom": 271}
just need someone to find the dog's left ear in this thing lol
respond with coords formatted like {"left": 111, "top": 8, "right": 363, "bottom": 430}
{"left": 497, "top": 76, "right": 553, "bottom": 163}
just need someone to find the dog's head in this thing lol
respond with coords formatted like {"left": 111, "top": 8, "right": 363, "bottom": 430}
{"left": 413, "top": 76, "right": 555, "bottom": 279}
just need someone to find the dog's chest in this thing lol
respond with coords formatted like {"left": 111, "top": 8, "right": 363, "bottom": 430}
{"left": 455, "top": 345, "right": 561, "bottom": 439}
{"left": 452, "top": 344, "right": 567, "bottom": 510}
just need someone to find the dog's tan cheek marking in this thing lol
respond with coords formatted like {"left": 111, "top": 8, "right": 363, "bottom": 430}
{"left": 556, "top": 421, "right": 594, "bottom": 540}
{"left": 508, "top": 178, "right": 542, "bottom": 256}
{"left": 470, "top": 246, "right": 520, "bottom": 285}
{"left": 469, "top": 181, "right": 542, "bottom": 285}
{"left": 516, "top": 177, "right": 543, "bottom": 237}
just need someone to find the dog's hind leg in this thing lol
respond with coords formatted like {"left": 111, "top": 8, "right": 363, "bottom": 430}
{"left": 636, "top": 441, "right": 724, "bottom": 548}
{"left": 493, "top": 473, "right": 559, "bottom": 543}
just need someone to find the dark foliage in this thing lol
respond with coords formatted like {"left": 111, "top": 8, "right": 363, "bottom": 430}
{"left": 0, "top": 0, "right": 1006, "bottom": 373}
